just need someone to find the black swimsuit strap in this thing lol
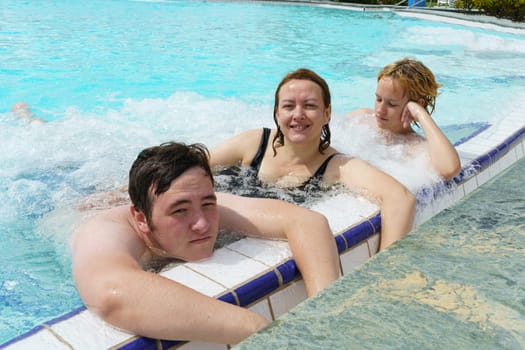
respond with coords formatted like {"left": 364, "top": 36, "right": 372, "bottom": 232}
{"left": 312, "top": 153, "right": 340, "bottom": 178}
{"left": 250, "top": 127, "right": 271, "bottom": 173}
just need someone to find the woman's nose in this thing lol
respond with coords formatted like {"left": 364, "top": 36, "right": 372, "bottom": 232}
{"left": 292, "top": 106, "right": 305, "bottom": 118}
{"left": 375, "top": 102, "right": 386, "bottom": 115}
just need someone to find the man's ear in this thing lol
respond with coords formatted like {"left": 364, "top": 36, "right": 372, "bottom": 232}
{"left": 130, "top": 205, "right": 150, "bottom": 234}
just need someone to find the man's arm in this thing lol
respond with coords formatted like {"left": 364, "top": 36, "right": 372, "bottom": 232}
{"left": 71, "top": 206, "right": 268, "bottom": 344}
{"left": 217, "top": 193, "right": 341, "bottom": 296}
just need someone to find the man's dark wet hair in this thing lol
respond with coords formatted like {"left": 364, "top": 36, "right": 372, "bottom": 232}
{"left": 128, "top": 141, "right": 214, "bottom": 223}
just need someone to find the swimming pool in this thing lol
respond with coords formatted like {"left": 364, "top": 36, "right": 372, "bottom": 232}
{"left": 1, "top": 0, "right": 524, "bottom": 347}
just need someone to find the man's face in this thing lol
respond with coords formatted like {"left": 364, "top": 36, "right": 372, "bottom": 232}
{"left": 147, "top": 166, "right": 219, "bottom": 261}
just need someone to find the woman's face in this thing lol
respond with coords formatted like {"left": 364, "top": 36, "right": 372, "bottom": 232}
{"left": 275, "top": 79, "right": 330, "bottom": 145}
{"left": 374, "top": 77, "right": 410, "bottom": 134}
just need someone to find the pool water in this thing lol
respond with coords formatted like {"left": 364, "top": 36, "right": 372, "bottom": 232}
{"left": 1, "top": 0, "right": 524, "bottom": 344}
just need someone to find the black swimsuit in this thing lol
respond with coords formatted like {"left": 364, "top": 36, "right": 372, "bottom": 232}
{"left": 250, "top": 128, "right": 339, "bottom": 187}
{"left": 215, "top": 128, "right": 340, "bottom": 204}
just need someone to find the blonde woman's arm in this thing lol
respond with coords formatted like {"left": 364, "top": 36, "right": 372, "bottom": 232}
{"left": 402, "top": 102, "right": 461, "bottom": 180}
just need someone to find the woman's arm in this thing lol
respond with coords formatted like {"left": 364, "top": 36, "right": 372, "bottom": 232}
{"left": 209, "top": 129, "right": 264, "bottom": 168}
{"left": 217, "top": 193, "right": 340, "bottom": 296}
{"left": 336, "top": 158, "right": 416, "bottom": 250}
{"left": 402, "top": 102, "right": 461, "bottom": 179}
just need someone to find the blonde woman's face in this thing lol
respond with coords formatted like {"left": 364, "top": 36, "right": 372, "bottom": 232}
{"left": 374, "top": 77, "right": 410, "bottom": 134}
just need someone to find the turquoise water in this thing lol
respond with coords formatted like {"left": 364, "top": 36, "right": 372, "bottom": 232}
{"left": 236, "top": 157, "right": 525, "bottom": 350}
{"left": 1, "top": 0, "right": 524, "bottom": 344}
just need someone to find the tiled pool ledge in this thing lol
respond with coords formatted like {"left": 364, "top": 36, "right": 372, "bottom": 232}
{"left": 2, "top": 115, "right": 523, "bottom": 349}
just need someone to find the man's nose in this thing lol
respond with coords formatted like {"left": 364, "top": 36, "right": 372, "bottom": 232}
{"left": 191, "top": 210, "right": 210, "bottom": 233}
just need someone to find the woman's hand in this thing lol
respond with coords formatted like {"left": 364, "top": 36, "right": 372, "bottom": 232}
{"left": 401, "top": 101, "right": 430, "bottom": 129}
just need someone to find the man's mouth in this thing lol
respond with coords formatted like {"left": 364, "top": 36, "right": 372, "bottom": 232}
{"left": 190, "top": 236, "right": 211, "bottom": 244}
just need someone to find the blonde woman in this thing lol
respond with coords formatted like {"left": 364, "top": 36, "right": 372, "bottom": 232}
{"left": 347, "top": 58, "right": 461, "bottom": 180}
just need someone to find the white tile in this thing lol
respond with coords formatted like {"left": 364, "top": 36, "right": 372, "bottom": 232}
{"left": 415, "top": 201, "right": 436, "bottom": 227}
{"left": 160, "top": 265, "right": 226, "bottom": 297}
{"left": 50, "top": 309, "right": 132, "bottom": 350}
{"left": 487, "top": 159, "right": 503, "bottom": 179}
{"left": 456, "top": 142, "right": 487, "bottom": 157}
{"left": 177, "top": 341, "right": 228, "bottom": 350}
{"left": 340, "top": 242, "right": 370, "bottom": 275}
{"left": 1, "top": 328, "right": 71, "bottom": 350}
{"left": 432, "top": 189, "right": 456, "bottom": 216}
{"left": 458, "top": 151, "right": 477, "bottom": 164}
{"left": 516, "top": 140, "right": 524, "bottom": 159}
{"left": 248, "top": 298, "right": 273, "bottom": 322}
{"left": 463, "top": 177, "right": 479, "bottom": 196}
{"left": 487, "top": 127, "right": 516, "bottom": 143}
{"left": 226, "top": 237, "right": 291, "bottom": 266}
{"left": 310, "top": 193, "right": 378, "bottom": 233}
{"left": 475, "top": 168, "right": 492, "bottom": 187}
{"left": 184, "top": 248, "right": 269, "bottom": 288}
{"left": 497, "top": 149, "right": 518, "bottom": 173}
{"left": 367, "top": 234, "right": 380, "bottom": 256}
{"left": 268, "top": 281, "right": 307, "bottom": 319}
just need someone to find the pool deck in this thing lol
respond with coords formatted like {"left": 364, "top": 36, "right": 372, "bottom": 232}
{"left": 1, "top": 3, "right": 524, "bottom": 350}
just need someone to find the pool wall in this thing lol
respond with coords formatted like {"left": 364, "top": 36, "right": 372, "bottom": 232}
{"left": 2, "top": 6, "right": 524, "bottom": 350}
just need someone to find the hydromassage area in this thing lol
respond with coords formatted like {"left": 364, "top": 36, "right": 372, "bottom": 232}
{"left": 1, "top": 1, "right": 524, "bottom": 349}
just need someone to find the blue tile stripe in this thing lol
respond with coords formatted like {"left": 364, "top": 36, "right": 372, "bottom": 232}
{"left": 235, "top": 270, "right": 281, "bottom": 307}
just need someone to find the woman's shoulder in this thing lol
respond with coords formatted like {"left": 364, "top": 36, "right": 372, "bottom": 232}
{"left": 346, "top": 108, "right": 373, "bottom": 119}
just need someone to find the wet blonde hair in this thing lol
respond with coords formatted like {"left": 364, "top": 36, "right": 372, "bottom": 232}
{"left": 378, "top": 58, "right": 442, "bottom": 115}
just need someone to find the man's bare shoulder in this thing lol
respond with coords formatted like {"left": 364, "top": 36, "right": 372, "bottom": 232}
{"left": 72, "top": 205, "right": 144, "bottom": 258}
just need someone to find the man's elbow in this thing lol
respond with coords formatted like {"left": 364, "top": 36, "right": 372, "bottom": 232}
{"left": 81, "top": 280, "right": 128, "bottom": 324}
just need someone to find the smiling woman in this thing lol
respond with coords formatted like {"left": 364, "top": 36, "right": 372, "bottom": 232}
{"left": 210, "top": 68, "right": 416, "bottom": 251}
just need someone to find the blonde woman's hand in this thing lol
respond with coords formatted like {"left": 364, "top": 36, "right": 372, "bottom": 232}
{"left": 401, "top": 101, "right": 430, "bottom": 128}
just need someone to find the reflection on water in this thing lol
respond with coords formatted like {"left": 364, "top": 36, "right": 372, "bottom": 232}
{"left": 235, "top": 158, "right": 525, "bottom": 350}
